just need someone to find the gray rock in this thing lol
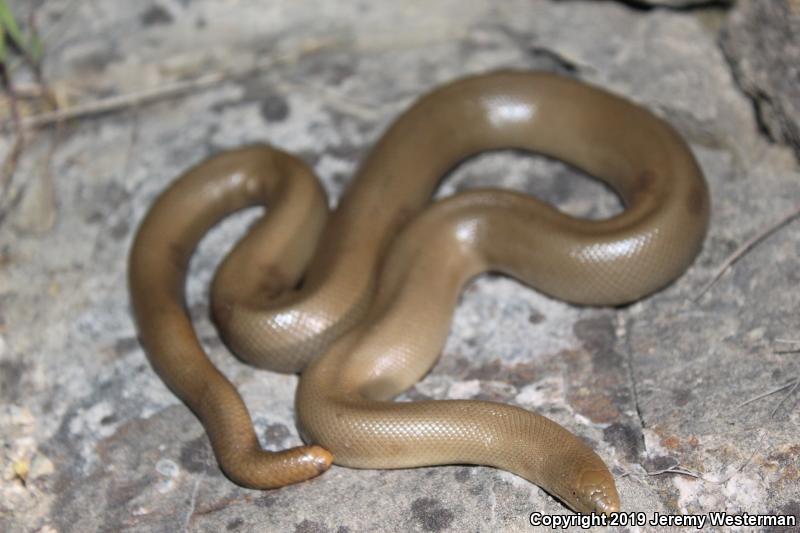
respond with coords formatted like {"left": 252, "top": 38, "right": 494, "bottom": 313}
{"left": 721, "top": 0, "right": 800, "bottom": 158}
{"left": 625, "top": 0, "right": 734, "bottom": 7}
{"left": 1, "top": 0, "right": 799, "bottom": 532}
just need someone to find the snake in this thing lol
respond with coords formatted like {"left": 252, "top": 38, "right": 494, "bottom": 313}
{"left": 128, "top": 71, "right": 709, "bottom": 513}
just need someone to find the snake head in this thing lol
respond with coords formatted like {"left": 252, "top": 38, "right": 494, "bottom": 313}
{"left": 568, "top": 468, "right": 620, "bottom": 514}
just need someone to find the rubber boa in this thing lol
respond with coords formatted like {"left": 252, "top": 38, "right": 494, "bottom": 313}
{"left": 128, "top": 71, "right": 709, "bottom": 512}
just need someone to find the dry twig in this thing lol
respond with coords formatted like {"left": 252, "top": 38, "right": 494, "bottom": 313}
{"left": 643, "top": 430, "right": 767, "bottom": 484}
{"left": 738, "top": 340, "right": 800, "bottom": 416}
{"left": 738, "top": 378, "right": 799, "bottom": 409}
{"left": 774, "top": 338, "right": 800, "bottom": 354}
{"left": 769, "top": 378, "right": 799, "bottom": 417}
{"left": 695, "top": 204, "right": 800, "bottom": 300}
{"left": 5, "top": 39, "right": 339, "bottom": 131}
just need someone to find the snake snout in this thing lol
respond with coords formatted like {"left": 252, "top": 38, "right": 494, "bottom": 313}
{"left": 577, "top": 469, "right": 620, "bottom": 514}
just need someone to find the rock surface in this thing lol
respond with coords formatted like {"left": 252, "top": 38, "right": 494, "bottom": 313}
{"left": 634, "top": 0, "right": 734, "bottom": 8}
{"left": 1, "top": 1, "right": 798, "bottom": 532}
{"left": 721, "top": 0, "right": 800, "bottom": 159}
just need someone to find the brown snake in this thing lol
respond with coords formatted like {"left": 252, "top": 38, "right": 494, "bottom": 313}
{"left": 129, "top": 71, "right": 709, "bottom": 512}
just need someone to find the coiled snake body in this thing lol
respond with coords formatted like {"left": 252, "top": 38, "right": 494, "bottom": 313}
{"left": 129, "top": 71, "right": 709, "bottom": 513}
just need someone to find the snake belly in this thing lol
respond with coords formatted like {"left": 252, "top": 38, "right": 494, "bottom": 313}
{"left": 128, "top": 71, "right": 709, "bottom": 512}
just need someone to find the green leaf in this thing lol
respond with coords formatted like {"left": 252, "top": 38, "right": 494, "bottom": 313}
{"left": 0, "top": 1, "right": 27, "bottom": 52}
{"left": 0, "top": 23, "right": 7, "bottom": 65}
{"left": 0, "top": 1, "right": 43, "bottom": 66}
